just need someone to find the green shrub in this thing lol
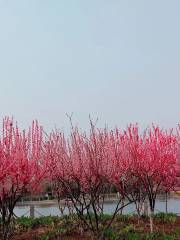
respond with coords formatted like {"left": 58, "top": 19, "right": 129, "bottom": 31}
{"left": 144, "top": 231, "right": 175, "bottom": 240}
{"left": 16, "top": 216, "right": 35, "bottom": 228}
{"left": 122, "top": 224, "right": 135, "bottom": 234}
{"left": 126, "top": 232, "right": 141, "bottom": 240}
{"left": 145, "top": 231, "right": 165, "bottom": 240}
{"left": 16, "top": 216, "right": 59, "bottom": 228}
{"left": 119, "top": 224, "right": 137, "bottom": 240}
{"left": 164, "top": 214, "right": 177, "bottom": 224}
{"left": 34, "top": 216, "right": 59, "bottom": 225}
{"left": 38, "top": 231, "right": 56, "bottom": 240}
{"left": 37, "top": 226, "right": 70, "bottom": 240}
{"left": 174, "top": 227, "right": 180, "bottom": 237}
{"left": 154, "top": 212, "right": 166, "bottom": 219}
{"left": 103, "top": 227, "right": 119, "bottom": 240}
{"left": 98, "top": 214, "right": 113, "bottom": 223}
{"left": 163, "top": 235, "right": 175, "bottom": 240}
{"left": 154, "top": 212, "right": 177, "bottom": 224}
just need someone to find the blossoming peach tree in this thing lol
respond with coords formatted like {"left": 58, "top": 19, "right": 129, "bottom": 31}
{"left": 45, "top": 123, "right": 140, "bottom": 239}
{"left": 0, "top": 117, "right": 45, "bottom": 240}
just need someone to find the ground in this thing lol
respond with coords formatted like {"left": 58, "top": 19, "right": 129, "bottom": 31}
{"left": 8, "top": 213, "right": 180, "bottom": 240}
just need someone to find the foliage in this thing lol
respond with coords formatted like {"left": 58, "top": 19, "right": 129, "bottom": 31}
{"left": 99, "top": 214, "right": 113, "bottom": 223}
{"left": 37, "top": 226, "right": 70, "bottom": 240}
{"left": 174, "top": 227, "right": 180, "bottom": 237}
{"left": 126, "top": 232, "right": 141, "bottom": 240}
{"left": 154, "top": 213, "right": 177, "bottom": 224}
{"left": 16, "top": 216, "right": 59, "bottom": 228}
{"left": 103, "top": 227, "right": 119, "bottom": 240}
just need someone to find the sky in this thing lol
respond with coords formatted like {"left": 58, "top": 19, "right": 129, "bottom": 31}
{"left": 0, "top": 0, "right": 180, "bottom": 132}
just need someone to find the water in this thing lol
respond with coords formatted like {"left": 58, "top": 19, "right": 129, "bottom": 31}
{"left": 14, "top": 197, "right": 180, "bottom": 217}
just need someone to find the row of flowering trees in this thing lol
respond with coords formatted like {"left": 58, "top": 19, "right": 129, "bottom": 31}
{"left": 0, "top": 117, "right": 179, "bottom": 239}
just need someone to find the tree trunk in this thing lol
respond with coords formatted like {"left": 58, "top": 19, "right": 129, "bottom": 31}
{"left": 2, "top": 223, "right": 10, "bottom": 240}
{"left": 149, "top": 209, "right": 154, "bottom": 233}
{"left": 143, "top": 200, "right": 149, "bottom": 216}
{"left": 165, "top": 191, "right": 168, "bottom": 214}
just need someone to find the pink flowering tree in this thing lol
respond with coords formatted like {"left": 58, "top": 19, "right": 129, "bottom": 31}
{"left": 129, "top": 125, "right": 178, "bottom": 232}
{"left": 45, "top": 123, "right": 139, "bottom": 239}
{"left": 174, "top": 125, "right": 180, "bottom": 192}
{"left": 0, "top": 117, "right": 44, "bottom": 240}
{"left": 45, "top": 126, "right": 111, "bottom": 237}
{"left": 44, "top": 130, "right": 74, "bottom": 216}
{"left": 108, "top": 125, "right": 146, "bottom": 218}
{"left": 108, "top": 124, "right": 178, "bottom": 231}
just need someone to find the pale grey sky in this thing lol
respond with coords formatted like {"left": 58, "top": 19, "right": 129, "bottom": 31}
{"left": 0, "top": 0, "right": 180, "bottom": 131}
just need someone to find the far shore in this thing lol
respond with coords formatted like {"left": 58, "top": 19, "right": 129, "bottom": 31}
{"left": 16, "top": 192, "right": 180, "bottom": 207}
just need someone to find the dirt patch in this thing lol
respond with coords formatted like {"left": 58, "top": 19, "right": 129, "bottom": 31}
{"left": 12, "top": 226, "right": 50, "bottom": 240}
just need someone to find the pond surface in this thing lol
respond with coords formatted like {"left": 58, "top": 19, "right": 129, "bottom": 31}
{"left": 14, "top": 196, "right": 180, "bottom": 217}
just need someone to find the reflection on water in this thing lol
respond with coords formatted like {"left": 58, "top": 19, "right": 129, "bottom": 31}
{"left": 14, "top": 197, "right": 180, "bottom": 217}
